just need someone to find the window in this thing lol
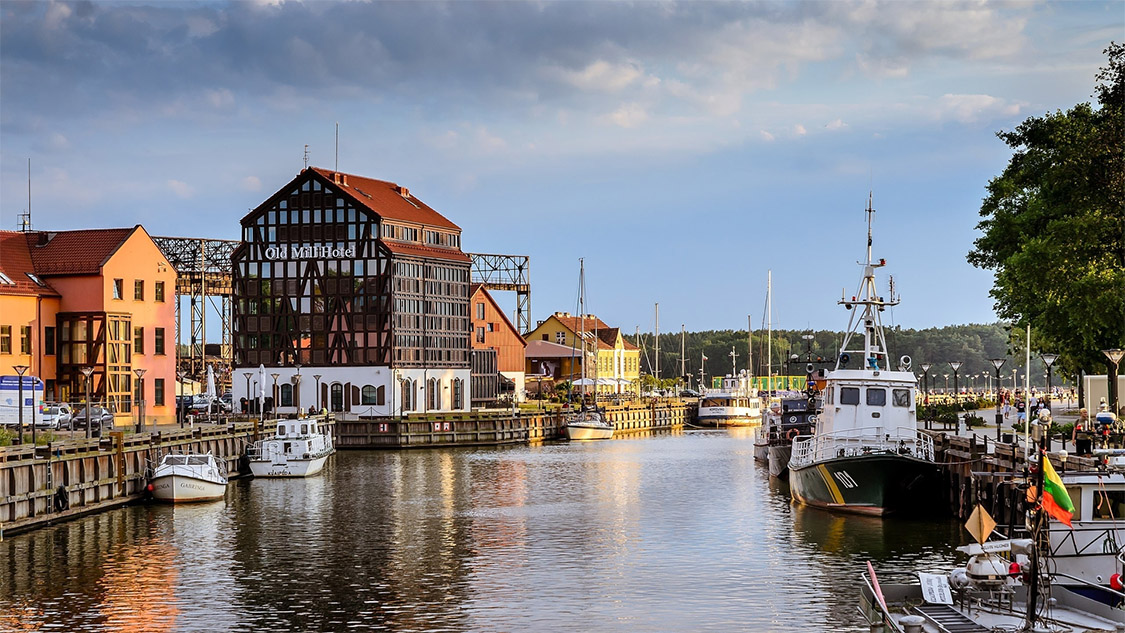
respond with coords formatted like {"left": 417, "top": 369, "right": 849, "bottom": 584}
{"left": 488, "top": 323, "right": 495, "bottom": 332}
{"left": 20, "top": 326, "right": 31, "bottom": 354}
{"left": 401, "top": 379, "right": 414, "bottom": 412}
{"left": 134, "top": 327, "right": 144, "bottom": 355}
{"left": 280, "top": 383, "right": 293, "bottom": 407}
{"left": 155, "top": 328, "right": 165, "bottom": 355}
{"left": 0, "top": 326, "right": 10, "bottom": 354}
{"left": 1092, "top": 489, "right": 1125, "bottom": 520}
{"left": 134, "top": 280, "right": 144, "bottom": 301}
{"left": 44, "top": 326, "right": 55, "bottom": 355}
{"left": 113, "top": 279, "right": 123, "bottom": 300}
{"left": 155, "top": 281, "right": 165, "bottom": 302}
{"left": 361, "top": 385, "right": 378, "bottom": 405}
{"left": 0, "top": 272, "right": 12, "bottom": 285}
{"left": 892, "top": 389, "right": 911, "bottom": 407}
{"left": 154, "top": 378, "right": 165, "bottom": 406}
{"left": 555, "top": 331, "right": 566, "bottom": 345}
{"left": 866, "top": 388, "right": 886, "bottom": 406}
{"left": 477, "top": 303, "right": 485, "bottom": 320}
{"left": 330, "top": 383, "right": 344, "bottom": 412}
{"left": 476, "top": 327, "right": 485, "bottom": 343}
{"left": 453, "top": 378, "right": 464, "bottom": 409}
{"left": 840, "top": 387, "right": 860, "bottom": 405}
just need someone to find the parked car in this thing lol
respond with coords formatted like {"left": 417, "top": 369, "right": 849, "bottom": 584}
{"left": 679, "top": 389, "right": 701, "bottom": 398}
{"left": 70, "top": 406, "right": 115, "bottom": 432}
{"left": 219, "top": 392, "right": 233, "bottom": 413}
{"left": 189, "top": 394, "right": 229, "bottom": 414}
{"left": 39, "top": 404, "right": 73, "bottom": 430}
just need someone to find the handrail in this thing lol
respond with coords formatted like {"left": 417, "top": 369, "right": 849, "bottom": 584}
{"left": 1051, "top": 571, "right": 1125, "bottom": 599}
{"left": 791, "top": 430, "right": 934, "bottom": 468}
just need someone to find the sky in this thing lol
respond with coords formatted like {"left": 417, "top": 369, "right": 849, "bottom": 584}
{"left": 1, "top": 0, "right": 1120, "bottom": 338}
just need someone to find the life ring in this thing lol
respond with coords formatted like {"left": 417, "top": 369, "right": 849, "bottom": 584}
{"left": 787, "top": 428, "right": 800, "bottom": 440}
{"left": 53, "top": 486, "right": 70, "bottom": 513}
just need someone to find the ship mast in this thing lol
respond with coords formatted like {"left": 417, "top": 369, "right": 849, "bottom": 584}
{"left": 835, "top": 194, "right": 899, "bottom": 372}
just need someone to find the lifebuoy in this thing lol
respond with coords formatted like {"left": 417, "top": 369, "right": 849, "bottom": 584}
{"left": 787, "top": 428, "right": 799, "bottom": 440}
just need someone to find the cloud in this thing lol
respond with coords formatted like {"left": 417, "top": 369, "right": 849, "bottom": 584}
{"left": 760, "top": 130, "right": 775, "bottom": 142}
{"left": 241, "top": 176, "right": 261, "bottom": 192}
{"left": 606, "top": 103, "right": 648, "bottom": 128}
{"left": 825, "top": 118, "right": 847, "bottom": 130}
{"left": 167, "top": 179, "right": 195, "bottom": 199}
{"left": 554, "top": 60, "right": 648, "bottom": 93}
{"left": 934, "top": 94, "right": 1022, "bottom": 123}
{"left": 794, "top": 124, "right": 807, "bottom": 136}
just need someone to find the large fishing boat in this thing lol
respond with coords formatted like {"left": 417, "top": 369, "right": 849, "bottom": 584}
{"left": 697, "top": 371, "right": 763, "bottom": 427}
{"left": 788, "top": 197, "right": 939, "bottom": 516}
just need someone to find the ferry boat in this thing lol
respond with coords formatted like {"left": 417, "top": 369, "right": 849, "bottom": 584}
{"left": 788, "top": 197, "right": 939, "bottom": 516}
{"left": 248, "top": 416, "right": 335, "bottom": 477}
{"left": 149, "top": 452, "right": 228, "bottom": 502}
{"left": 697, "top": 371, "right": 762, "bottom": 427}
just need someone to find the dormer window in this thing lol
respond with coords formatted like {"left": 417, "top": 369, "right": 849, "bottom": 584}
{"left": 0, "top": 272, "right": 13, "bottom": 285}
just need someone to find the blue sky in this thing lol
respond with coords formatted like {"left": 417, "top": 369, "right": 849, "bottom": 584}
{"left": 1, "top": 0, "right": 1120, "bottom": 336}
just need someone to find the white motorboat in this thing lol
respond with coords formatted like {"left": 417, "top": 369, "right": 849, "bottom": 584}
{"left": 565, "top": 407, "right": 614, "bottom": 440}
{"left": 149, "top": 452, "right": 228, "bottom": 503}
{"left": 248, "top": 416, "right": 334, "bottom": 477}
{"left": 697, "top": 373, "right": 763, "bottom": 428}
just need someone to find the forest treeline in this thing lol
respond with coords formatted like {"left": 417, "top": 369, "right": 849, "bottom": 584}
{"left": 625, "top": 323, "right": 1073, "bottom": 390}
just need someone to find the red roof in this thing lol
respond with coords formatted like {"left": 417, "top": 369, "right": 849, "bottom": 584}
{"left": 24, "top": 227, "right": 136, "bottom": 276}
{"left": 382, "top": 240, "right": 471, "bottom": 263}
{"left": 308, "top": 167, "right": 460, "bottom": 231}
{"left": 0, "top": 231, "right": 59, "bottom": 297}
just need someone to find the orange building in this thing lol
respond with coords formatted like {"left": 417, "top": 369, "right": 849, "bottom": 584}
{"left": 470, "top": 284, "right": 527, "bottom": 399}
{"left": 0, "top": 227, "right": 177, "bottom": 425}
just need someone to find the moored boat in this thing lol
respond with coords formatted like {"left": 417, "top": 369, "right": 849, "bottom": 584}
{"left": 766, "top": 395, "right": 817, "bottom": 480}
{"left": 248, "top": 416, "right": 334, "bottom": 477}
{"left": 697, "top": 372, "right": 762, "bottom": 428}
{"left": 788, "top": 196, "right": 939, "bottom": 516}
{"left": 563, "top": 259, "right": 614, "bottom": 442}
{"left": 149, "top": 452, "right": 228, "bottom": 502}
{"left": 565, "top": 407, "right": 614, "bottom": 440}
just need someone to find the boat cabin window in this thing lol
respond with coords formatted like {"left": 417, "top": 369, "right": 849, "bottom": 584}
{"left": 866, "top": 388, "right": 886, "bottom": 406}
{"left": 892, "top": 389, "right": 911, "bottom": 407}
{"left": 1092, "top": 488, "right": 1125, "bottom": 520}
{"left": 301, "top": 423, "right": 309, "bottom": 435}
{"left": 701, "top": 398, "right": 724, "bottom": 408}
{"left": 277, "top": 424, "right": 285, "bottom": 436}
{"left": 840, "top": 387, "right": 860, "bottom": 405}
{"left": 824, "top": 389, "right": 834, "bottom": 405}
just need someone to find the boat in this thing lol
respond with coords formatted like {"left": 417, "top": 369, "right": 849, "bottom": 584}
{"left": 788, "top": 196, "right": 939, "bottom": 516}
{"left": 564, "top": 258, "right": 614, "bottom": 441}
{"left": 697, "top": 370, "right": 763, "bottom": 427}
{"left": 248, "top": 416, "right": 335, "bottom": 477}
{"left": 766, "top": 394, "right": 818, "bottom": 480}
{"left": 149, "top": 452, "right": 228, "bottom": 502}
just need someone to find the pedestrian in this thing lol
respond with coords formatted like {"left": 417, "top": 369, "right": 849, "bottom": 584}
{"left": 1016, "top": 399, "right": 1026, "bottom": 426}
{"left": 1072, "top": 408, "right": 1091, "bottom": 455}
{"left": 1002, "top": 400, "right": 1011, "bottom": 423}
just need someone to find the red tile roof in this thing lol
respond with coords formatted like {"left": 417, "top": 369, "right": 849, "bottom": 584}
{"left": 309, "top": 167, "right": 460, "bottom": 231}
{"left": 0, "top": 231, "right": 59, "bottom": 297}
{"left": 382, "top": 240, "right": 471, "bottom": 263}
{"left": 24, "top": 227, "right": 136, "bottom": 276}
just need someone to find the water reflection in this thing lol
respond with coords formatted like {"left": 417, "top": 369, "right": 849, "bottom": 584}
{"left": 1, "top": 432, "right": 962, "bottom": 632}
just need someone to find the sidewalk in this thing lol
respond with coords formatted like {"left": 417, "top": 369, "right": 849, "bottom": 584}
{"left": 921, "top": 407, "right": 1082, "bottom": 455}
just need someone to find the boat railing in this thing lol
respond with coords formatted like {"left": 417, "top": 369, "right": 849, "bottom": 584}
{"left": 790, "top": 428, "right": 934, "bottom": 468}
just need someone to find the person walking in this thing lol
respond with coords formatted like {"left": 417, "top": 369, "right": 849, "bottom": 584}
{"left": 1072, "top": 408, "right": 1091, "bottom": 455}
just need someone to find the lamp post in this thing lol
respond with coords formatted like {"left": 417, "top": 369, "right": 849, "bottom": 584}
{"left": 990, "top": 358, "right": 1006, "bottom": 441}
{"left": 178, "top": 370, "right": 187, "bottom": 428}
{"left": 294, "top": 364, "right": 302, "bottom": 414}
{"left": 133, "top": 368, "right": 147, "bottom": 433}
{"left": 943, "top": 374, "right": 949, "bottom": 394}
{"left": 270, "top": 373, "right": 280, "bottom": 418}
{"left": 949, "top": 361, "right": 962, "bottom": 403}
{"left": 313, "top": 374, "right": 322, "bottom": 412}
{"left": 80, "top": 366, "right": 95, "bottom": 439}
{"left": 243, "top": 371, "right": 253, "bottom": 416}
{"left": 920, "top": 363, "right": 932, "bottom": 405}
{"left": 1041, "top": 352, "right": 1057, "bottom": 406}
{"left": 1104, "top": 349, "right": 1124, "bottom": 417}
{"left": 13, "top": 365, "right": 29, "bottom": 446}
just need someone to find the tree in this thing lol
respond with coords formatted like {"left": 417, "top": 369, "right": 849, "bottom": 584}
{"left": 967, "top": 43, "right": 1125, "bottom": 377}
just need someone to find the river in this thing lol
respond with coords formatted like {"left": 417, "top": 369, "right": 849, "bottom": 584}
{"left": 0, "top": 429, "right": 965, "bottom": 632}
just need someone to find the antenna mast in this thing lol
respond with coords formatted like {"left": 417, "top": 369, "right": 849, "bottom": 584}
{"left": 335, "top": 123, "right": 339, "bottom": 172}
{"left": 303, "top": 144, "right": 310, "bottom": 169}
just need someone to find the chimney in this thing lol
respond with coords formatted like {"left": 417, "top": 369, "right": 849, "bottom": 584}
{"left": 333, "top": 172, "right": 341, "bottom": 185}
{"left": 341, "top": 173, "right": 347, "bottom": 186}
{"left": 396, "top": 185, "right": 410, "bottom": 198}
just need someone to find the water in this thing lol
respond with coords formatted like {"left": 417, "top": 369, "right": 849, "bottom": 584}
{"left": 0, "top": 430, "right": 964, "bottom": 632}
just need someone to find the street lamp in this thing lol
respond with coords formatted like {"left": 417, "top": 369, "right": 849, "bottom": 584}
{"left": 294, "top": 364, "right": 302, "bottom": 414}
{"left": 270, "top": 373, "right": 280, "bottom": 419}
{"left": 13, "top": 365, "right": 28, "bottom": 446}
{"left": 133, "top": 368, "right": 147, "bottom": 433}
{"left": 243, "top": 371, "right": 253, "bottom": 415}
{"left": 80, "top": 366, "right": 95, "bottom": 439}
{"left": 990, "top": 358, "right": 1006, "bottom": 441}
{"left": 1104, "top": 349, "right": 1124, "bottom": 417}
{"left": 920, "top": 363, "right": 932, "bottom": 405}
{"left": 949, "top": 361, "right": 963, "bottom": 402}
{"left": 313, "top": 374, "right": 322, "bottom": 412}
{"left": 1041, "top": 353, "right": 1057, "bottom": 405}
{"left": 943, "top": 374, "right": 949, "bottom": 394}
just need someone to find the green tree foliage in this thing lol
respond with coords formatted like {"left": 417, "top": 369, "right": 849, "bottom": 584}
{"left": 967, "top": 43, "right": 1125, "bottom": 376}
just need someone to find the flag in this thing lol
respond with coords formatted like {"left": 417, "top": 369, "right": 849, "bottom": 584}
{"left": 1041, "top": 455, "right": 1074, "bottom": 527}
{"left": 702, "top": 355, "right": 708, "bottom": 361}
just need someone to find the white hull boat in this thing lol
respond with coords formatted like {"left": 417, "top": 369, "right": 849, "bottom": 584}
{"left": 565, "top": 415, "right": 614, "bottom": 440}
{"left": 150, "top": 453, "right": 228, "bottom": 503}
{"left": 248, "top": 416, "right": 335, "bottom": 478}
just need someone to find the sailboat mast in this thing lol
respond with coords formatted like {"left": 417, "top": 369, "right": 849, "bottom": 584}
{"left": 680, "top": 324, "right": 686, "bottom": 386}
{"left": 654, "top": 303, "right": 660, "bottom": 382}
{"left": 579, "top": 259, "right": 586, "bottom": 401}
{"left": 767, "top": 270, "right": 772, "bottom": 392}
{"left": 747, "top": 315, "right": 753, "bottom": 381}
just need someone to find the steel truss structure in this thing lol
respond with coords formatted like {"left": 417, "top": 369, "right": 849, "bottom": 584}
{"left": 469, "top": 253, "right": 531, "bottom": 334}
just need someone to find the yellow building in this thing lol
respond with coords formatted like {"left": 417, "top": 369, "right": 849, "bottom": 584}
{"left": 524, "top": 312, "right": 640, "bottom": 394}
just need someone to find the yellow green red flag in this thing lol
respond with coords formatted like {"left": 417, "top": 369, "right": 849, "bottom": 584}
{"left": 1041, "top": 455, "right": 1074, "bottom": 527}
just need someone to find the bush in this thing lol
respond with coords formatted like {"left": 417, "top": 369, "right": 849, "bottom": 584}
{"left": 963, "top": 414, "right": 986, "bottom": 429}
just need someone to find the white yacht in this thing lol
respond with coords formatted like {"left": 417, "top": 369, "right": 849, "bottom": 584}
{"left": 248, "top": 417, "right": 335, "bottom": 477}
{"left": 149, "top": 452, "right": 228, "bottom": 502}
{"left": 697, "top": 371, "right": 762, "bottom": 427}
{"left": 564, "top": 259, "right": 614, "bottom": 441}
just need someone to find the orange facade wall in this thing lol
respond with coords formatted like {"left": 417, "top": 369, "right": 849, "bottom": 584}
{"left": 471, "top": 289, "right": 525, "bottom": 373}
{"left": 0, "top": 293, "right": 59, "bottom": 382}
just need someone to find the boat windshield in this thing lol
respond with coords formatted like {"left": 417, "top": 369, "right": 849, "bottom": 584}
{"left": 700, "top": 398, "right": 728, "bottom": 408}
{"left": 164, "top": 455, "right": 211, "bottom": 466}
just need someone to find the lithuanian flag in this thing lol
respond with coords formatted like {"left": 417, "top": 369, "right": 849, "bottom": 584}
{"left": 1041, "top": 455, "right": 1075, "bottom": 528}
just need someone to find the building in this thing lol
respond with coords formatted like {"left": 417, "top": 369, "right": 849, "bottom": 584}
{"left": 470, "top": 284, "right": 526, "bottom": 403}
{"left": 524, "top": 312, "right": 640, "bottom": 395}
{"left": 0, "top": 227, "right": 177, "bottom": 424}
{"left": 231, "top": 167, "right": 471, "bottom": 417}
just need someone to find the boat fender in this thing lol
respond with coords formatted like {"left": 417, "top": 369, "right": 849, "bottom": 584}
{"left": 53, "top": 486, "right": 69, "bottom": 512}
{"left": 787, "top": 428, "right": 799, "bottom": 440}
{"left": 1112, "top": 573, "right": 1123, "bottom": 591}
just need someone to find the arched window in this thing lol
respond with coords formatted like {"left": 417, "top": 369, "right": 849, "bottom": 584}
{"left": 280, "top": 383, "right": 293, "bottom": 407}
{"left": 361, "top": 385, "right": 378, "bottom": 405}
{"left": 428, "top": 378, "right": 439, "bottom": 410}
{"left": 330, "top": 383, "right": 344, "bottom": 412}
{"left": 453, "top": 378, "right": 464, "bottom": 409}
{"left": 401, "top": 379, "right": 413, "bottom": 412}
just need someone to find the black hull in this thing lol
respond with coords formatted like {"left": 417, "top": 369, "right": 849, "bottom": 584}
{"left": 767, "top": 444, "right": 791, "bottom": 480}
{"left": 789, "top": 454, "right": 940, "bottom": 517}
